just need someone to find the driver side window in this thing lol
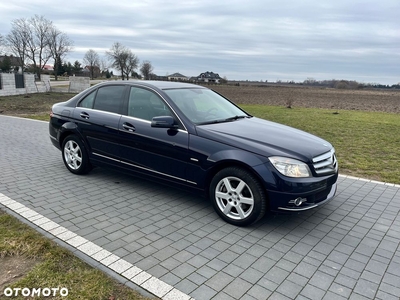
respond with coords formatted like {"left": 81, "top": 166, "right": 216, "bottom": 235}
{"left": 128, "top": 87, "right": 172, "bottom": 121}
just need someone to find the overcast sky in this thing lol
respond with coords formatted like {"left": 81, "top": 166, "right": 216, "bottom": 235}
{"left": 1, "top": 0, "right": 399, "bottom": 84}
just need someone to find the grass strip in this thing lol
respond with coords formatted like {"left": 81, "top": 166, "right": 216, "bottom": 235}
{"left": 0, "top": 210, "right": 155, "bottom": 300}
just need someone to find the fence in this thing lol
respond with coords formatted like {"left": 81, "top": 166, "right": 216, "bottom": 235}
{"left": 0, "top": 73, "right": 50, "bottom": 96}
{"left": 0, "top": 73, "right": 91, "bottom": 96}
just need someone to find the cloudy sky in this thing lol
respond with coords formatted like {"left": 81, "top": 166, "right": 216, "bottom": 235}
{"left": 1, "top": 0, "right": 399, "bottom": 84}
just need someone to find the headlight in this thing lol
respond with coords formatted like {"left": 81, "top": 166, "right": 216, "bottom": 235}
{"left": 269, "top": 156, "right": 311, "bottom": 178}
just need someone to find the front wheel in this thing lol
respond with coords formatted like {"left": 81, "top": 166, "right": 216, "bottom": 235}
{"left": 209, "top": 167, "right": 267, "bottom": 226}
{"left": 61, "top": 135, "right": 91, "bottom": 175}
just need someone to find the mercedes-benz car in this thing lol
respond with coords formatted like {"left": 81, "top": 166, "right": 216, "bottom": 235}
{"left": 49, "top": 81, "right": 338, "bottom": 226}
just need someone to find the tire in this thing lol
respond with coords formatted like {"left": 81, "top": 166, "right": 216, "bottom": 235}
{"left": 209, "top": 167, "right": 267, "bottom": 226}
{"left": 61, "top": 135, "right": 92, "bottom": 175}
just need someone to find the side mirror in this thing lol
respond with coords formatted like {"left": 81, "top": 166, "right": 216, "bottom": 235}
{"left": 151, "top": 116, "right": 178, "bottom": 129}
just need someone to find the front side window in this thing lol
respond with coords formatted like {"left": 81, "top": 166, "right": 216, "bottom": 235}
{"left": 128, "top": 87, "right": 172, "bottom": 121}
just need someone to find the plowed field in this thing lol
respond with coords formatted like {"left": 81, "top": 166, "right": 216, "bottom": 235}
{"left": 209, "top": 84, "right": 400, "bottom": 113}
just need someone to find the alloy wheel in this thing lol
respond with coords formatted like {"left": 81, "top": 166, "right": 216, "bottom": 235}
{"left": 215, "top": 176, "right": 255, "bottom": 220}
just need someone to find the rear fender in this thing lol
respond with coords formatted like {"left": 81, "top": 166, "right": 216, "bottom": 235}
{"left": 58, "top": 122, "right": 82, "bottom": 148}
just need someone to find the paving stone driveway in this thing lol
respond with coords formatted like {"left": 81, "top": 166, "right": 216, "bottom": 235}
{"left": 1, "top": 115, "right": 400, "bottom": 300}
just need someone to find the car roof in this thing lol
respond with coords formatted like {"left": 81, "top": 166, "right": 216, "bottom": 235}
{"left": 95, "top": 80, "right": 206, "bottom": 90}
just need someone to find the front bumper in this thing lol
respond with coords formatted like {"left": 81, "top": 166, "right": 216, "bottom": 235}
{"left": 260, "top": 166, "right": 339, "bottom": 212}
{"left": 275, "top": 182, "right": 337, "bottom": 211}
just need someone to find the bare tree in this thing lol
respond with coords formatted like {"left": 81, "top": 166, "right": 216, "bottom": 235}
{"left": 107, "top": 42, "right": 123, "bottom": 79}
{"left": 303, "top": 77, "right": 317, "bottom": 85}
{"left": 106, "top": 42, "right": 139, "bottom": 80}
{"left": 0, "top": 34, "right": 5, "bottom": 54}
{"left": 99, "top": 57, "right": 110, "bottom": 77}
{"left": 124, "top": 51, "right": 139, "bottom": 80}
{"left": 6, "top": 18, "right": 29, "bottom": 71}
{"left": 7, "top": 15, "right": 54, "bottom": 79}
{"left": 83, "top": 49, "right": 100, "bottom": 79}
{"left": 140, "top": 61, "right": 153, "bottom": 80}
{"left": 27, "top": 15, "right": 53, "bottom": 79}
{"left": 47, "top": 27, "right": 73, "bottom": 80}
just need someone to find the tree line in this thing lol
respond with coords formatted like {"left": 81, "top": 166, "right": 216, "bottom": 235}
{"left": 301, "top": 78, "right": 400, "bottom": 90}
{"left": 0, "top": 15, "right": 154, "bottom": 80}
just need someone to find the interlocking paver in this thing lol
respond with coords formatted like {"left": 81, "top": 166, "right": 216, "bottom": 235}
{"left": 174, "top": 279, "right": 198, "bottom": 294}
{"left": 187, "top": 255, "right": 209, "bottom": 268}
{"left": 276, "top": 279, "right": 303, "bottom": 299}
{"left": 247, "top": 284, "right": 272, "bottom": 300}
{"left": 191, "top": 285, "right": 218, "bottom": 300}
{"left": 222, "top": 277, "right": 252, "bottom": 299}
{"left": 187, "top": 272, "right": 208, "bottom": 286}
{"left": 300, "top": 284, "right": 326, "bottom": 300}
{"left": 205, "top": 271, "right": 234, "bottom": 291}
{"left": 2, "top": 115, "right": 400, "bottom": 300}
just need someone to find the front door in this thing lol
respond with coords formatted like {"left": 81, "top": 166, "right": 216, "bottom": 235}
{"left": 118, "top": 86, "right": 189, "bottom": 183}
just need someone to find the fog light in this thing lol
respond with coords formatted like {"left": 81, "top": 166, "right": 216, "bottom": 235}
{"left": 294, "top": 197, "right": 307, "bottom": 206}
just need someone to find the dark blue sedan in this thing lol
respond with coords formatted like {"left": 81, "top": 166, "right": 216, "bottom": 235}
{"left": 49, "top": 81, "right": 338, "bottom": 226}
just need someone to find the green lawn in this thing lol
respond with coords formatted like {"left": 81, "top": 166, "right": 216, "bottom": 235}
{"left": 241, "top": 104, "right": 400, "bottom": 184}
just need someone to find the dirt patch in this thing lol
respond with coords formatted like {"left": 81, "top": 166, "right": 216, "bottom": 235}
{"left": 0, "top": 256, "right": 40, "bottom": 295}
{"left": 0, "top": 92, "right": 74, "bottom": 116}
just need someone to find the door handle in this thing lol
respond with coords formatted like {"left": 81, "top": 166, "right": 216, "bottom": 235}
{"left": 80, "top": 112, "right": 90, "bottom": 120}
{"left": 122, "top": 123, "right": 135, "bottom": 132}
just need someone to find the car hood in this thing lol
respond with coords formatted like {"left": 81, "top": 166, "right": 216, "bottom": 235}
{"left": 195, "top": 117, "right": 333, "bottom": 162}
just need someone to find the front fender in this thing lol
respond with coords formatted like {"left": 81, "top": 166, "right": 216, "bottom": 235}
{"left": 188, "top": 134, "right": 275, "bottom": 189}
{"left": 207, "top": 149, "right": 268, "bottom": 167}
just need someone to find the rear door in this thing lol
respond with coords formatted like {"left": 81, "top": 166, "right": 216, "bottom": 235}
{"left": 118, "top": 86, "right": 190, "bottom": 182}
{"left": 73, "top": 85, "right": 127, "bottom": 162}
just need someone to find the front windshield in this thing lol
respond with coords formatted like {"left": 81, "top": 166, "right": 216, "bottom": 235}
{"left": 164, "top": 88, "right": 249, "bottom": 125}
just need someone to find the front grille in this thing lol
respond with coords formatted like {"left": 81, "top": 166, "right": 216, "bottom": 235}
{"left": 312, "top": 149, "right": 338, "bottom": 175}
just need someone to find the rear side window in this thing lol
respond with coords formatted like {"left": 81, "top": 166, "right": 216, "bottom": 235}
{"left": 79, "top": 85, "right": 126, "bottom": 114}
{"left": 79, "top": 91, "right": 96, "bottom": 108}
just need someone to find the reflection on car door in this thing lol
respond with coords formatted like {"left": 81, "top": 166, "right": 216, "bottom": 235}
{"left": 73, "top": 85, "right": 127, "bottom": 162}
{"left": 119, "top": 86, "right": 190, "bottom": 183}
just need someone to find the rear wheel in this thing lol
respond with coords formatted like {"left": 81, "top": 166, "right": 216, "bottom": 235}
{"left": 62, "top": 135, "right": 91, "bottom": 175}
{"left": 210, "top": 167, "right": 267, "bottom": 226}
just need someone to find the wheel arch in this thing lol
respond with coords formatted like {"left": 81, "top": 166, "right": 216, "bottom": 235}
{"left": 57, "top": 122, "right": 84, "bottom": 149}
{"left": 204, "top": 159, "right": 271, "bottom": 208}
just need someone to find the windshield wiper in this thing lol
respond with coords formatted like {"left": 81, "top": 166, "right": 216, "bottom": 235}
{"left": 223, "top": 115, "right": 250, "bottom": 122}
{"left": 197, "top": 115, "right": 250, "bottom": 125}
